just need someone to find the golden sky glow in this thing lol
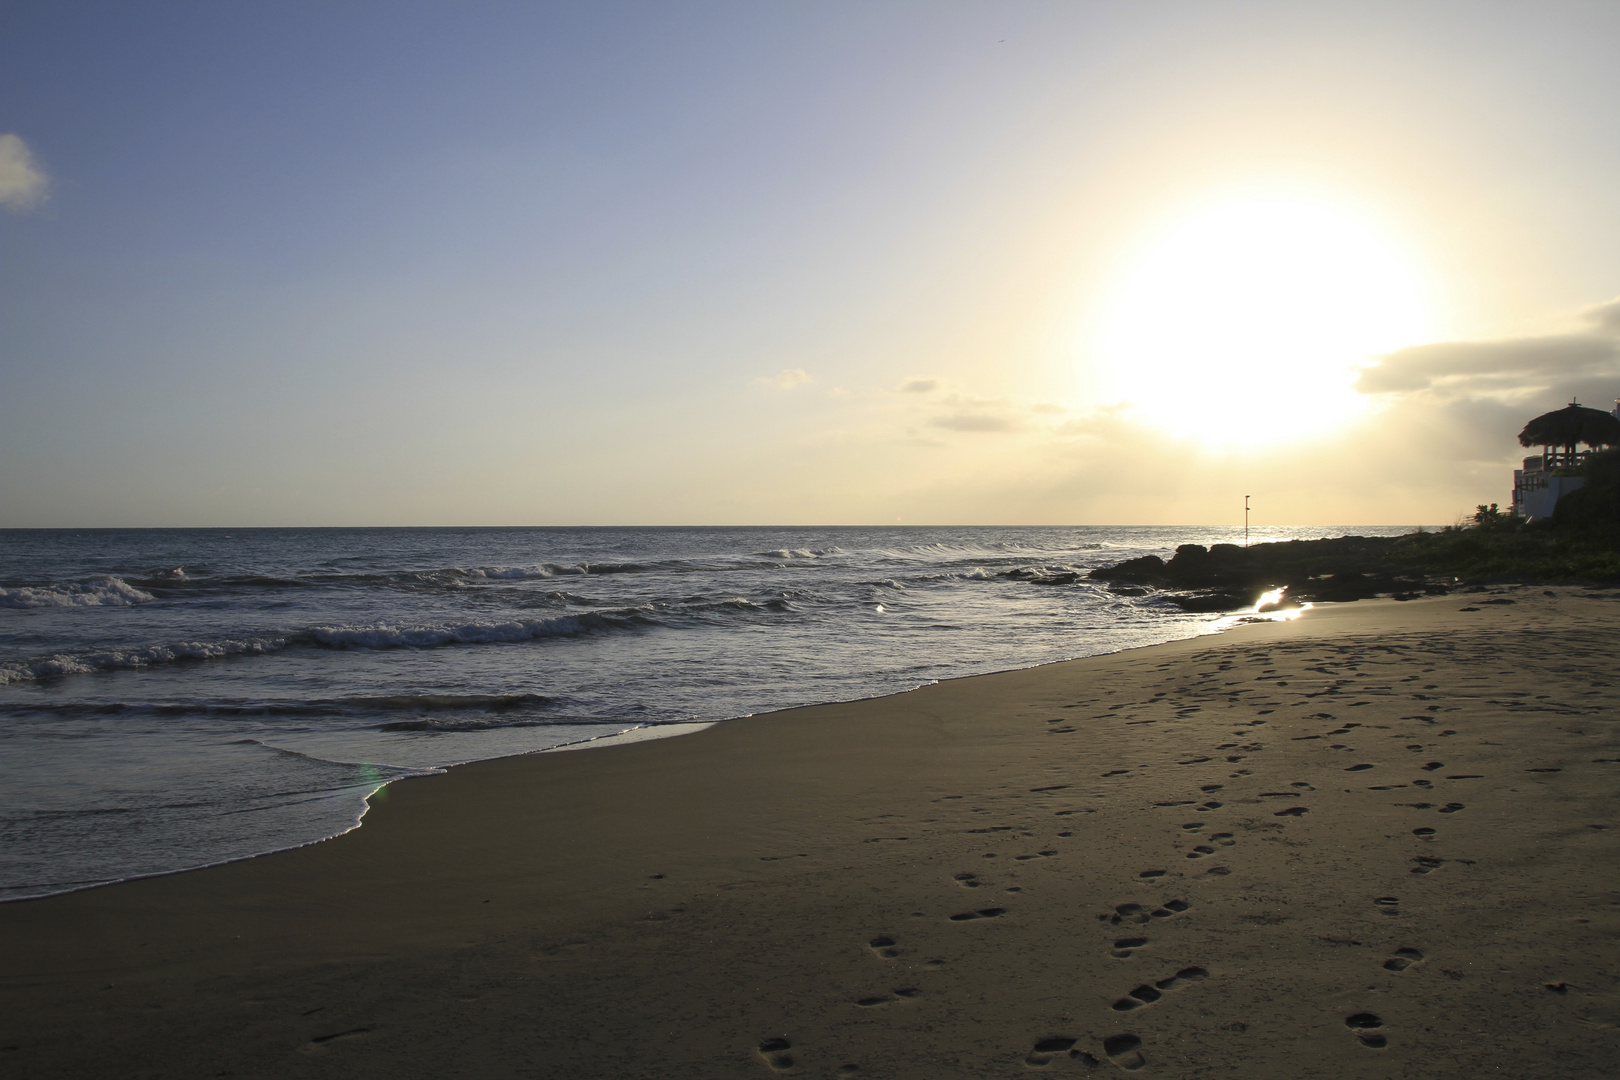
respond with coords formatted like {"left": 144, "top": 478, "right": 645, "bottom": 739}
{"left": 1092, "top": 192, "right": 1438, "bottom": 446}
{"left": 4, "top": 4, "right": 1620, "bottom": 526}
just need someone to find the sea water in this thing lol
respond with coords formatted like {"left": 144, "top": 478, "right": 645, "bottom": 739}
{"left": 0, "top": 525, "right": 1417, "bottom": 899}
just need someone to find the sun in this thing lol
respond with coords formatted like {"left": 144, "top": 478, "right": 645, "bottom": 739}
{"left": 1092, "top": 192, "right": 1436, "bottom": 446}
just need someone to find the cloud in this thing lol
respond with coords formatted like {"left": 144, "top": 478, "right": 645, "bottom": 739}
{"left": 1357, "top": 299, "right": 1620, "bottom": 398}
{"left": 0, "top": 134, "right": 48, "bottom": 211}
{"left": 753, "top": 368, "right": 812, "bottom": 389}
{"left": 1584, "top": 297, "right": 1620, "bottom": 335}
{"left": 897, "top": 378, "right": 938, "bottom": 393}
{"left": 1356, "top": 336, "right": 1619, "bottom": 395}
{"left": 929, "top": 411, "right": 1022, "bottom": 433}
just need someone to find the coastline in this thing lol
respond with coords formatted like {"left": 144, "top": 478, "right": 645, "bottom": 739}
{"left": 0, "top": 604, "right": 1236, "bottom": 906}
{"left": 2, "top": 587, "right": 1617, "bottom": 1077}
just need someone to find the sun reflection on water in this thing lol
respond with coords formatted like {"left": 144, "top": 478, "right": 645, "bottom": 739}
{"left": 1204, "top": 587, "right": 1312, "bottom": 634}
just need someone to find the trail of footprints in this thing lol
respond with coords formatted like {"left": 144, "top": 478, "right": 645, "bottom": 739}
{"left": 1104, "top": 897, "right": 1188, "bottom": 956}
{"left": 1024, "top": 1033, "right": 1144, "bottom": 1071}
{"left": 757, "top": 637, "right": 1508, "bottom": 1074}
{"left": 1178, "top": 820, "right": 1235, "bottom": 859}
{"left": 1020, "top": 967, "right": 1205, "bottom": 1071}
{"left": 1109, "top": 966, "right": 1209, "bottom": 1012}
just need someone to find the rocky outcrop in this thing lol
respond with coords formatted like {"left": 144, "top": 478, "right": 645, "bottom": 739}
{"left": 1089, "top": 537, "right": 1450, "bottom": 612}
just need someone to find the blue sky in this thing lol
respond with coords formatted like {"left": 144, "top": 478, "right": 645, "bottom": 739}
{"left": 5, "top": 1, "right": 1620, "bottom": 525}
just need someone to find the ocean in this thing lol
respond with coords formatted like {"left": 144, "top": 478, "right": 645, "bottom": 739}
{"left": 0, "top": 525, "right": 1418, "bottom": 900}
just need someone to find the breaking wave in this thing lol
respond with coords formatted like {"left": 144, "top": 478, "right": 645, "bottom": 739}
{"left": 0, "top": 692, "right": 558, "bottom": 720}
{"left": 306, "top": 610, "right": 646, "bottom": 649}
{"left": 757, "top": 546, "right": 844, "bottom": 560}
{"left": 0, "top": 603, "right": 720, "bottom": 685}
{"left": 0, "top": 576, "right": 155, "bottom": 608}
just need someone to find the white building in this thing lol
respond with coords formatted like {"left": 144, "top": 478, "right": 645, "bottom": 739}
{"left": 1511, "top": 399, "right": 1620, "bottom": 520}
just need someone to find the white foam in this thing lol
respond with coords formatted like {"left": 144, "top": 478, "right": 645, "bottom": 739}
{"left": 464, "top": 565, "right": 556, "bottom": 580}
{"left": 763, "top": 547, "right": 842, "bottom": 559}
{"left": 308, "top": 614, "right": 600, "bottom": 649}
{"left": 0, "top": 576, "right": 155, "bottom": 609}
{"left": 0, "top": 635, "right": 290, "bottom": 684}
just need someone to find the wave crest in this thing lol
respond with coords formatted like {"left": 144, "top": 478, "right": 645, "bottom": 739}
{"left": 0, "top": 576, "right": 155, "bottom": 609}
{"left": 0, "top": 636, "right": 289, "bottom": 684}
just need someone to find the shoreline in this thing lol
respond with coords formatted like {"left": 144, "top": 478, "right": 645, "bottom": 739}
{"left": 1, "top": 605, "right": 1249, "bottom": 905}
{"left": 2, "top": 586, "right": 1616, "bottom": 1077}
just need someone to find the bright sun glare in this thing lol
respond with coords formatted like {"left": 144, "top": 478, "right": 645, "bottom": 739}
{"left": 1095, "top": 194, "right": 1435, "bottom": 446}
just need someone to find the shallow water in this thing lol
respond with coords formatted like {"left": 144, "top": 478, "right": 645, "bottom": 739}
{"left": 0, "top": 524, "right": 1417, "bottom": 898}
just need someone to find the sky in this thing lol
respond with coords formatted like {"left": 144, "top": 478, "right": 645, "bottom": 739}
{"left": 4, "top": 1, "right": 1620, "bottom": 527}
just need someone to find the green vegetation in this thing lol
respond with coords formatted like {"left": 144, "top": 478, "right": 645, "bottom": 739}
{"left": 1391, "top": 519, "right": 1620, "bottom": 581}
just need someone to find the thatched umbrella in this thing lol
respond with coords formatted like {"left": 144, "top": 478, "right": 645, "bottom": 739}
{"left": 1518, "top": 401, "right": 1620, "bottom": 463}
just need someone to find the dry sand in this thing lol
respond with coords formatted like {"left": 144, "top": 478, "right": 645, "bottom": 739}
{"left": 3, "top": 587, "right": 1619, "bottom": 1079}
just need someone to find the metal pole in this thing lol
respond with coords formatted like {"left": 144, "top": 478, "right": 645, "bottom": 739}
{"left": 1244, "top": 495, "right": 1250, "bottom": 547}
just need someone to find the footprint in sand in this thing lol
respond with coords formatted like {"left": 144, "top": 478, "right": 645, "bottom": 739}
{"left": 949, "top": 907, "right": 1008, "bottom": 922}
{"left": 1111, "top": 936, "right": 1149, "bottom": 959}
{"left": 758, "top": 1037, "right": 796, "bottom": 1071}
{"left": 1345, "top": 1012, "right": 1388, "bottom": 1048}
{"left": 1184, "top": 845, "right": 1216, "bottom": 859}
{"left": 867, "top": 936, "right": 900, "bottom": 958}
{"left": 1110, "top": 903, "right": 1152, "bottom": 925}
{"left": 1383, "top": 947, "right": 1425, "bottom": 972}
{"left": 1410, "top": 856, "right": 1445, "bottom": 875}
{"left": 300, "top": 1027, "right": 371, "bottom": 1054}
{"left": 1110, "top": 967, "right": 1210, "bottom": 1011}
{"left": 1107, "top": 899, "right": 1189, "bottom": 926}
{"left": 1274, "top": 806, "right": 1309, "bottom": 817}
{"left": 1103, "top": 1033, "right": 1146, "bottom": 1070}
{"left": 954, "top": 872, "right": 982, "bottom": 888}
{"left": 1014, "top": 850, "right": 1060, "bottom": 861}
{"left": 855, "top": 988, "right": 920, "bottom": 1007}
{"left": 1022, "top": 1036, "right": 1104, "bottom": 1069}
{"left": 1196, "top": 801, "right": 1222, "bottom": 812}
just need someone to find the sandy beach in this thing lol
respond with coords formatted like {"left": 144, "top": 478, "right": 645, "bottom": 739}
{"left": 3, "top": 587, "right": 1618, "bottom": 1078}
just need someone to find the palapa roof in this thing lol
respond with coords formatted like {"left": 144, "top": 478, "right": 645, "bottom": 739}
{"left": 1518, "top": 402, "right": 1620, "bottom": 449}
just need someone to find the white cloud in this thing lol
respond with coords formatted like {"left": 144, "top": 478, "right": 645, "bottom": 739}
{"left": 1356, "top": 297, "right": 1620, "bottom": 399}
{"left": 897, "top": 378, "right": 938, "bottom": 393}
{"left": 1583, "top": 297, "right": 1620, "bottom": 335}
{"left": 0, "top": 134, "right": 48, "bottom": 211}
{"left": 1356, "top": 336, "right": 1618, "bottom": 395}
{"left": 753, "top": 368, "right": 812, "bottom": 389}
{"left": 930, "top": 411, "right": 1022, "bottom": 433}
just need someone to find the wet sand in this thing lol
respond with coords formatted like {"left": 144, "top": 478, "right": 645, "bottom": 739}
{"left": 2, "top": 587, "right": 1618, "bottom": 1078}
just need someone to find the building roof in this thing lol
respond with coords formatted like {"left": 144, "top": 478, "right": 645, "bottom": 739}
{"left": 1518, "top": 402, "right": 1620, "bottom": 449}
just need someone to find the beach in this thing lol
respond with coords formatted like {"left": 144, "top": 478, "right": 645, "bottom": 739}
{"left": 3, "top": 587, "right": 1618, "bottom": 1078}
